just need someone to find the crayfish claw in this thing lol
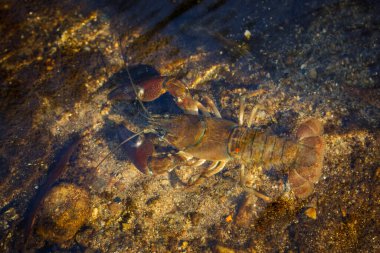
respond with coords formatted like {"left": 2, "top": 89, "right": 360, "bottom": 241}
{"left": 136, "top": 76, "right": 167, "bottom": 102}
{"left": 148, "top": 153, "right": 182, "bottom": 175}
{"left": 118, "top": 126, "right": 154, "bottom": 175}
{"left": 108, "top": 76, "right": 167, "bottom": 103}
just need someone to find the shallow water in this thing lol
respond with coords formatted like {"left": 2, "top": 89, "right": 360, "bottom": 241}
{"left": 0, "top": 0, "right": 379, "bottom": 252}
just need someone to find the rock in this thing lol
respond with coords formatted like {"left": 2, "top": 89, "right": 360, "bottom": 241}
{"left": 244, "top": 30, "right": 252, "bottom": 40}
{"left": 309, "top": 68, "right": 317, "bottom": 79}
{"left": 216, "top": 244, "right": 236, "bottom": 253}
{"left": 304, "top": 207, "right": 317, "bottom": 220}
{"left": 36, "top": 183, "right": 91, "bottom": 243}
{"left": 225, "top": 214, "right": 233, "bottom": 223}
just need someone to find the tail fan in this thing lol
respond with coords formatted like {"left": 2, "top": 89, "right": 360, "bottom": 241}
{"left": 289, "top": 119, "right": 324, "bottom": 198}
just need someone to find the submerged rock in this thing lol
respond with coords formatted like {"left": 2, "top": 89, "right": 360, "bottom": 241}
{"left": 35, "top": 183, "right": 91, "bottom": 243}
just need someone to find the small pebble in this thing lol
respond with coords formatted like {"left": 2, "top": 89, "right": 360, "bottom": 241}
{"left": 341, "top": 207, "right": 347, "bottom": 218}
{"left": 309, "top": 68, "right": 317, "bottom": 79}
{"left": 244, "top": 30, "right": 252, "bottom": 40}
{"left": 216, "top": 244, "right": 235, "bottom": 253}
{"left": 91, "top": 207, "right": 99, "bottom": 220}
{"left": 180, "top": 241, "right": 188, "bottom": 250}
{"left": 305, "top": 207, "right": 317, "bottom": 220}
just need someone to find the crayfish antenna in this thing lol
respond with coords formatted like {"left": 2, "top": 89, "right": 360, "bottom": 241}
{"left": 118, "top": 35, "right": 151, "bottom": 117}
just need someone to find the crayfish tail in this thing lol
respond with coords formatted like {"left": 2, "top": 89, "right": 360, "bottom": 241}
{"left": 296, "top": 118, "right": 323, "bottom": 140}
{"left": 289, "top": 119, "right": 325, "bottom": 198}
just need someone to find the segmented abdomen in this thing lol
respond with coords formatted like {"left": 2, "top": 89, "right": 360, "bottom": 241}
{"left": 228, "top": 119, "right": 324, "bottom": 199}
{"left": 228, "top": 127, "right": 299, "bottom": 167}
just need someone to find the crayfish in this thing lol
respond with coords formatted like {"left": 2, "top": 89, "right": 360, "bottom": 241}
{"left": 106, "top": 67, "right": 324, "bottom": 200}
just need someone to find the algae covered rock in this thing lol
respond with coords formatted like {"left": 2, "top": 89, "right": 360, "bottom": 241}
{"left": 35, "top": 183, "right": 90, "bottom": 243}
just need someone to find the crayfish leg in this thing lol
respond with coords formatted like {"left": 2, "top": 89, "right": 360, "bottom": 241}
{"left": 186, "top": 160, "right": 227, "bottom": 189}
{"left": 239, "top": 164, "right": 272, "bottom": 203}
{"left": 147, "top": 153, "right": 183, "bottom": 175}
{"left": 201, "top": 95, "right": 222, "bottom": 118}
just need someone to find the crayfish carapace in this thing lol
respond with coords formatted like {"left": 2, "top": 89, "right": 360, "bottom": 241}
{"left": 107, "top": 68, "right": 324, "bottom": 200}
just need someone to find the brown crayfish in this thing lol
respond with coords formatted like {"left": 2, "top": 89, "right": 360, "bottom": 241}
{"left": 106, "top": 69, "right": 324, "bottom": 200}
